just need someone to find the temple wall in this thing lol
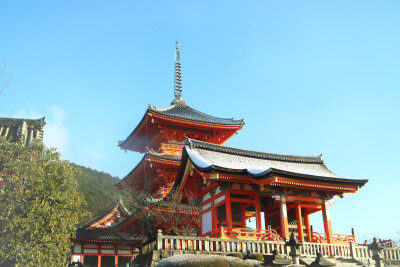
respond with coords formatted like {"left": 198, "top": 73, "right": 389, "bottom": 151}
{"left": 202, "top": 210, "right": 212, "bottom": 233}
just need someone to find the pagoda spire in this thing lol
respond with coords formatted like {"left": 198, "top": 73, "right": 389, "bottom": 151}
{"left": 172, "top": 40, "right": 185, "bottom": 105}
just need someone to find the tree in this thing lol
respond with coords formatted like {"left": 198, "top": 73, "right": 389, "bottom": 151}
{"left": 122, "top": 176, "right": 200, "bottom": 238}
{"left": 0, "top": 137, "right": 88, "bottom": 266}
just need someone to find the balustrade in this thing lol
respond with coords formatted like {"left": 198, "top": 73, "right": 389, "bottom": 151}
{"left": 311, "top": 231, "right": 355, "bottom": 244}
{"left": 203, "top": 226, "right": 283, "bottom": 241}
{"left": 147, "top": 230, "right": 400, "bottom": 264}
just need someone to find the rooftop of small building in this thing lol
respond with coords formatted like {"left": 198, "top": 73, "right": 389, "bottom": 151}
{"left": 0, "top": 116, "right": 46, "bottom": 127}
{"left": 0, "top": 116, "right": 46, "bottom": 145}
{"left": 75, "top": 227, "right": 144, "bottom": 242}
{"left": 79, "top": 196, "right": 131, "bottom": 229}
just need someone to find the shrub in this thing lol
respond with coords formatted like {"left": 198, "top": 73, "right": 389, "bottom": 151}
{"left": 225, "top": 257, "right": 253, "bottom": 267}
{"left": 226, "top": 252, "right": 244, "bottom": 259}
{"left": 157, "top": 254, "right": 230, "bottom": 267}
{"left": 244, "top": 259, "right": 263, "bottom": 267}
{"left": 243, "top": 252, "right": 264, "bottom": 262}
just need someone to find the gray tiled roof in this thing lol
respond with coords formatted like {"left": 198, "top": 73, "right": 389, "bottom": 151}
{"left": 183, "top": 139, "right": 368, "bottom": 185}
{"left": 118, "top": 149, "right": 181, "bottom": 185}
{"left": 146, "top": 148, "right": 182, "bottom": 161}
{"left": 149, "top": 102, "right": 244, "bottom": 126}
{"left": 0, "top": 117, "right": 45, "bottom": 146}
{"left": 76, "top": 227, "right": 144, "bottom": 242}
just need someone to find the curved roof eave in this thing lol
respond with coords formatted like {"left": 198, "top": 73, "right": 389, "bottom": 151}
{"left": 149, "top": 103, "right": 245, "bottom": 126}
{"left": 118, "top": 151, "right": 181, "bottom": 185}
{"left": 79, "top": 197, "right": 131, "bottom": 229}
{"left": 192, "top": 162, "right": 368, "bottom": 187}
{"left": 118, "top": 108, "right": 151, "bottom": 150}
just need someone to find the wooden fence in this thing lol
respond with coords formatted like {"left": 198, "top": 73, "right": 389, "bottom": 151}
{"left": 141, "top": 230, "right": 400, "bottom": 263}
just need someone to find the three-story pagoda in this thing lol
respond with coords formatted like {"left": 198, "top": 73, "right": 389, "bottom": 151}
{"left": 117, "top": 41, "right": 244, "bottom": 198}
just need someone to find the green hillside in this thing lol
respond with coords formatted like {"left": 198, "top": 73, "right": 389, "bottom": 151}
{"left": 72, "top": 164, "right": 128, "bottom": 222}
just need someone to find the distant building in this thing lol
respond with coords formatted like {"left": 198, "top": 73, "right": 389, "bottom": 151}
{"left": 0, "top": 117, "right": 45, "bottom": 146}
{"left": 0, "top": 117, "right": 45, "bottom": 185}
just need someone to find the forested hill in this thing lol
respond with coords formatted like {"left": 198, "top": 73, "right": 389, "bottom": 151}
{"left": 72, "top": 163, "right": 122, "bottom": 219}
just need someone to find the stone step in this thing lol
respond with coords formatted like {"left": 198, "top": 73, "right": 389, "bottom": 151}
{"left": 300, "top": 257, "right": 364, "bottom": 267}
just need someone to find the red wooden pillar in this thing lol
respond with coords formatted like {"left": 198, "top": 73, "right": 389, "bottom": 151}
{"left": 211, "top": 200, "right": 217, "bottom": 230}
{"left": 225, "top": 191, "right": 233, "bottom": 228}
{"left": 115, "top": 244, "right": 118, "bottom": 267}
{"left": 304, "top": 213, "right": 312, "bottom": 242}
{"left": 81, "top": 243, "right": 85, "bottom": 264}
{"left": 254, "top": 191, "right": 262, "bottom": 231}
{"left": 322, "top": 200, "right": 333, "bottom": 243}
{"left": 97, "top": 243, "right": 102, "bottom": 267}
{"left": 295, "top": 203, "right": 304, "bottom": 241}
{"left": 240, "top": 204, "right": 246, "bottom": 228}
{"left": 199, "top": 202, "right": 203, "bottom": 235}
{"left": 279, "top": 196, "right": 289, "bottom": 239}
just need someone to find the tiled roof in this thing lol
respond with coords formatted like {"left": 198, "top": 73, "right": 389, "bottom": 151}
{"left": 79, "top": 197, "right": 131, "bottom": 229}
{"left": 146, "top": 148, "right": 182, "bottom": 161}
{"left": 183, "top": 139, "right": 368, "bottom": 185}
{"left": 185, "top": 138, "right": 323, "bottom": 164}
{"left": 76, "top": 228, "right": 144, "bottom": 242}
{"left": 149, "top": 102, "right": 244, "bottom": 126}
{"left": 118, "top": 149, "right": 181, "bottom": 186}
{"left": 0, "top": 117, "right": 45, "bottom": 146}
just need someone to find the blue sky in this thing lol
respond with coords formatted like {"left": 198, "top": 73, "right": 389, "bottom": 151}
{"left": 1, "top": 1, "right": 399, "bottom": 241}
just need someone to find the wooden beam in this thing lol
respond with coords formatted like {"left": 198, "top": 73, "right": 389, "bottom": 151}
{"left": 230, "top": 198, "right": 254, "bottom": 204}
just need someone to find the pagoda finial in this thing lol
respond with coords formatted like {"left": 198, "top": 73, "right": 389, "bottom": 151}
{"left": 172, "top": 40, "right": 185, "bottom": 105}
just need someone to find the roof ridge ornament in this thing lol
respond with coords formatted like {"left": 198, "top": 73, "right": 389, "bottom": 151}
{"left": 172, "top": 40, "right": 186, "bottom": 106}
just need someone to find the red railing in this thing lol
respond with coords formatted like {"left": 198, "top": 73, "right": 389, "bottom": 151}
{"left": 311, "top": 231, "right": 355, "bottom": 244}
{"left": 203, "top": 227, "right": 283, "bottom": 241}
{"left": 160, "top": 143, "right": 182, "bottom": 156}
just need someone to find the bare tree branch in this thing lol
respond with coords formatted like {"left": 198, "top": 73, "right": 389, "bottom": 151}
{"left": 0, "top": 60, "right": 11, "bottom": 95}
{"left": 121, "top": 175, "right": 200, "bottom": 238}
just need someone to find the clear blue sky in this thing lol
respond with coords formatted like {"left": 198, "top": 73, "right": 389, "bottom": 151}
{"left": 1, "top": 1, "right": 399, "bottom": 241}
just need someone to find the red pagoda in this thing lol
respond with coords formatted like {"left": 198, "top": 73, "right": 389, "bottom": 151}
{"left": 70, "top": 42, "right": 368, "bottom": 267}
{"left": 117, "top": 41, "right": 244, "bottom": 199}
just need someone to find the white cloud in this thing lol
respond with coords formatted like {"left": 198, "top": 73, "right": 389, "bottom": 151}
{"left": 43, "top": 106, "right": 69, "bottom": 157}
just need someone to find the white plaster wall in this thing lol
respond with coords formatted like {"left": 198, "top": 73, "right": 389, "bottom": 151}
{"left": 74, "top": 244, "right": 81, "bottom": 254}
{"left": 202, "top": 202, "right": 211, "bottom": 211}
{"left": 215, "top": 195, "right": 225, "bottom": 205}
{"left": 202, "top": 210, "right": 212, "bottom": 234}
{"left": 84, "top": 248, "right": 98, "bottom": 254}
{"left": 203, "top": 193, "right": 211, "bottom": 202}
